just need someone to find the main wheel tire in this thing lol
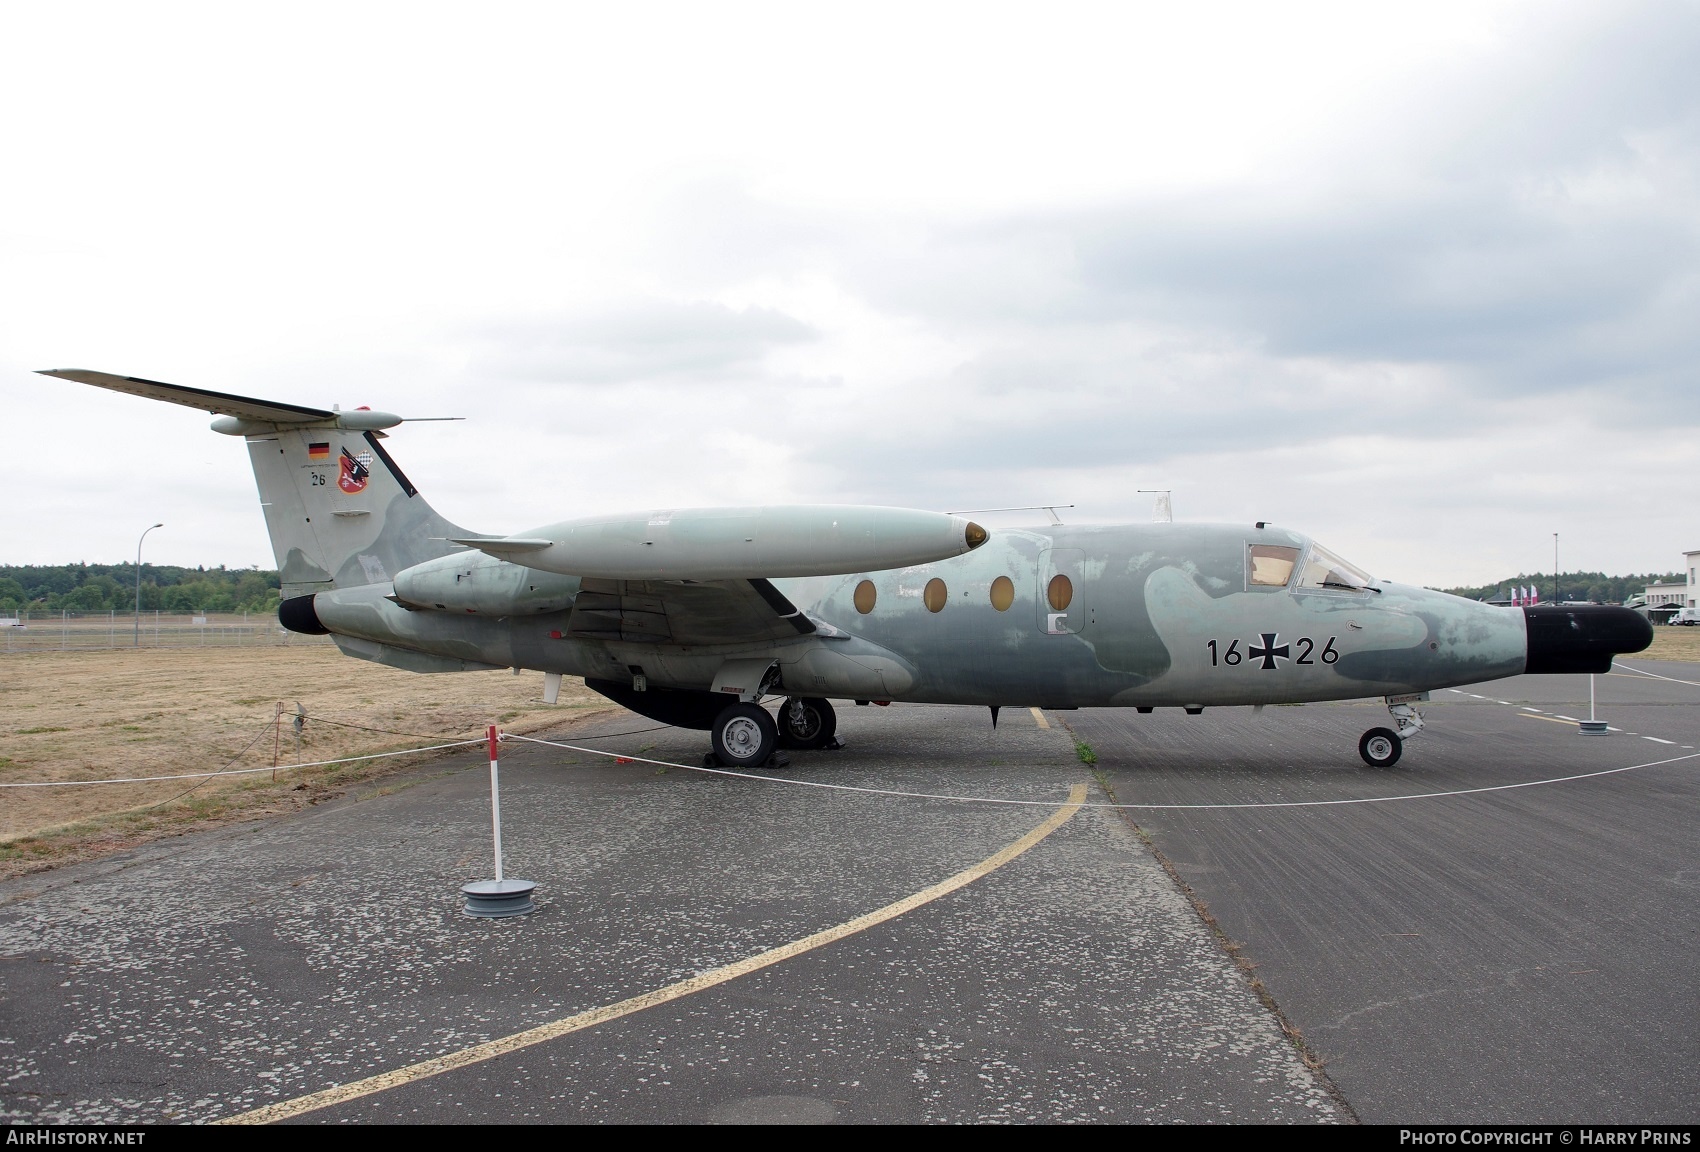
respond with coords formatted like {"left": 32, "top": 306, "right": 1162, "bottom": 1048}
{"left": 776, "top": 697, "right": 838, "bottom": 750}
{"left": 711, "top": 703, "right": 778, "bottom": 768}
{"left": 1358, "top": 727, "right": 1403, "bottom": 768}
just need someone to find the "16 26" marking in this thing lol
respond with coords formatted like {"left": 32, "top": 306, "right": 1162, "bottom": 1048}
{"left": 1207, "top": 633, "right": 1337, "bottom": 670}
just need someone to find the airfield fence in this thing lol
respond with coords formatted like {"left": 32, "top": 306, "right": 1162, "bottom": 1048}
{"left": 0, "top": 610, "right": 334, "bottom": 654}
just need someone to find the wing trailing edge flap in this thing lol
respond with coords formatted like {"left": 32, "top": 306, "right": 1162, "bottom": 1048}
{"left": 566, "top": 577, "right": 813, "bottom": 647}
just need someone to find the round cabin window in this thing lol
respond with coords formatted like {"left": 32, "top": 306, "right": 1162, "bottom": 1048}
{"left": 923, "top": 578, "right": 948, "bottom": 613}
{"left": 1047, "top": 574, "right": 1073, "bottom": 612}
{"left": 989, "top": 575, "right": 1014, "bottom": 611}
{"left": 853, "top": 579, "right": 877, "bottom": 614}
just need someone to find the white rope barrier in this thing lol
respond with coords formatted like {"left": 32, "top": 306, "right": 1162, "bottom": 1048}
{"left": 9, "top": 696, "right": 1693, "bottom": 811}
{"left": 505, "top": 733, "right": 1700, "bottom": 812}
{"left": 0, "top": 739, "right": 486, "bottom": 788}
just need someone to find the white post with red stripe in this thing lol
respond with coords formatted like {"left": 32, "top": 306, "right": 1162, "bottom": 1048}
{"left": 488, "top": 724, "right": 505, "bottom": 882}
{"left": 460, "top": 724, "right": 537, "bottom": 916}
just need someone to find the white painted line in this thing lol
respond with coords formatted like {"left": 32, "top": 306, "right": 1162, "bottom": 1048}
{"left": 219, "top": 782, "right": 1091, "bottom": 1123}
{"left": 1555, "top": 715, "right": 1579, "bottom": 722}
{"left": 1497, "top": 701, "right": 1515, "bottom": 706}
{"left": 1522, "top": 707, "right": 1544, "bottom": 713}
{"left": 1612, "top": 662, "right": 1700, "bottom": 688}
{"left": 1642, "top": 737, "right": 1676, "bottom": 745}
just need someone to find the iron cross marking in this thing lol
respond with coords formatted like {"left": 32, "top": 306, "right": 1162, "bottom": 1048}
{"left": 1249, "top": 632, "right": 1290, "bottom": 670}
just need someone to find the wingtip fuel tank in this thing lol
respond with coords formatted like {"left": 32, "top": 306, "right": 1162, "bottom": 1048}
{"left": 452, "top": 505, "right": 988, "bottom": 581}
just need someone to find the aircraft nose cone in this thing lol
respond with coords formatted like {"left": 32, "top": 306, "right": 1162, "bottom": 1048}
{"left": 1523, "top": 605, "right": 1653, "bottom": 675}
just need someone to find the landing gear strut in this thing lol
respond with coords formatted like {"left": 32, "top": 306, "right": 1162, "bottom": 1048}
{"left": 1358, "top": 693, "right": 1426, "bottom": 768}
{"left": 777, "top": 696, "right": 838, "bottom": 750}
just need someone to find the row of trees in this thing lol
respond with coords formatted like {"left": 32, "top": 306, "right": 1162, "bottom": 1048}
{"left": 0, "top": 564, "right": 282, "bottom": 614}
{"left": 1435, "top": 571, "right": 1683, "bottom": 606}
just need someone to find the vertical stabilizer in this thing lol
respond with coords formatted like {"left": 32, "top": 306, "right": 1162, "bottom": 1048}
{"left": 39, "top": 369, "right": 470, "bottom": 597}
{"left": 248, "top": 425, "right": 468, "bottom": 596}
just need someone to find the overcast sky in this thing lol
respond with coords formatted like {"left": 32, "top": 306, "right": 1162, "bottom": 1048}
{"left": 3, "top": 1, "right": 1695, "bottom": 587}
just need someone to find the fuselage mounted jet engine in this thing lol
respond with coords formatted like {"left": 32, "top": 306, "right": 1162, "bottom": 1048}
{"left": 41, "top": 369, "right": 1653, "bottom": 770}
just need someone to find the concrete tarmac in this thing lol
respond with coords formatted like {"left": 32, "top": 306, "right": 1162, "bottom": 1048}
{"left": 3, "top": 661, "right": 1691, "bottom": 1124}
{"left": 0, "top": 703, "right": 1333, "bottom": 1124}
{"left": 1067, "top": 657, "right": 1700, "bottom": 1125}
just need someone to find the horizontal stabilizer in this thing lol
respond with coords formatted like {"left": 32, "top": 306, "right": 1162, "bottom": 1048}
{"left": 450, "top": 537, "right": 555, "bottom": 554}
{"left": 39, "top": 369, "right": 334, "bottom": 424}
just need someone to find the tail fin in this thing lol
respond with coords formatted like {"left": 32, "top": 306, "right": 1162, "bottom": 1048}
{"left": 40, "top": 370, "right": 470, "bottom": 597}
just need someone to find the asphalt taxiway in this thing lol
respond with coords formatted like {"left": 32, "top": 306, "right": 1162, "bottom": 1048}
{"left": 1, "top": 703, "right": 1330, "bottom": 1124}
{"left": 1068, "top": 658, "right": 1700, "bottom": 1124}
{"left": 1, "top": 661, "right": 1693, "bottom": 1124}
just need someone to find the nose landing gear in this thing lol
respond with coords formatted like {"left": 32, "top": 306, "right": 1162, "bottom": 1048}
{"left": 1359, "top": 693, "right": 1426, "bottom": 768}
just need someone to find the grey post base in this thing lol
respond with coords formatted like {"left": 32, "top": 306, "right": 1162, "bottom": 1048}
{"left": 461, "top": 878, "right": 538, "bottom": 917}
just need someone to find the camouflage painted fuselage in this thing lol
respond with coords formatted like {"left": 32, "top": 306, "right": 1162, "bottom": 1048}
{"left": 313, "top": 521, "right": 1526, "bottom": 708}
{"left": 774, "top": 523, "right": 1525, "bottom": 707}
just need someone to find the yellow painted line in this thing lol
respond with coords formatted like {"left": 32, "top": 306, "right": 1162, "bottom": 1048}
{"left": 1518, "top": 713, "right": 1582, "bottom": 727}
{"left": 1030, "top": 707, "right": 1050, "bottom": 729}
{"left": 220, "top": 781, "right": 1090, "bottom": 1125}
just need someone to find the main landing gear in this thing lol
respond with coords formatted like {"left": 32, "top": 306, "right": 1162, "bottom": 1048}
{"left": 777, "top": 696, "right": 838, "bottom": 750}
{"left": 710, "top": 702, "right": 777, "bottom": 769}
{"left": 1358, "top": 694, "right": 1426, "bottom": 768}
{"left": 707, "top": 696, "right": 839, "bottom": 769}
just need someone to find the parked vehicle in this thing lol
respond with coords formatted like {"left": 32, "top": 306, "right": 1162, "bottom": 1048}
{"left": 1671, "top": 607, "right": 1700, "bottom": 626}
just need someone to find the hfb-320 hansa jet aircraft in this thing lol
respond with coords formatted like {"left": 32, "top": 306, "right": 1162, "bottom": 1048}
{"left": 41, "top": 369, "right": 1653, "bottom": 770}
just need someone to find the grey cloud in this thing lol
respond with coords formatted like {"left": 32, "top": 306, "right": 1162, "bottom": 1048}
{"left": 470, "top": 299, "right": 818, "bottom": 384}
{"left": 795, "top": 347, "right": 1437, "bottom": 507}
{"left": 685, "top": 4, "right": 1700, "bottom": 405}
{"left": 1077, "top": 190, "right": 1697, "bottom": 377}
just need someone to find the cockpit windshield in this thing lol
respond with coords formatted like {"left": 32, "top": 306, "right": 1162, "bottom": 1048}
{"left": 1300, "top": 543, "right": 1375, "bottom": 593}
{"left": 1247, "top": 544, "right": 1300, "bottom": 588}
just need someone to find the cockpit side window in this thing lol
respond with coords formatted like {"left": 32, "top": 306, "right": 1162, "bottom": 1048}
{"left": 1300, "top": 543, "right": 1375, "bottom": 592}
{"left": 1247, "top": 544, "right": 1300, "bottom": 588}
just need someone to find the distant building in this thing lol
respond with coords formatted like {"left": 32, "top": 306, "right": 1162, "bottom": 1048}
{"left": 1644, "top": 580, "right": 1689, "bottom": 609}
{"left": 1640, "top": 548, "right": 1698, "bottom": 619}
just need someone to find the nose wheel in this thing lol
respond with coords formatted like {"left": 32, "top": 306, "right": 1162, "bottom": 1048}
{"left": 1358, "top": 727, "right": 1402, "bottom": 768}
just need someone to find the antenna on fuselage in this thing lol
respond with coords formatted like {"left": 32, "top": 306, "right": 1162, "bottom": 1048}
{"left": 948, "top": 504, "right": 1075, "bottom": 526}
{"left": 1138, "top": 490, "right": 1173, "bottom": 523}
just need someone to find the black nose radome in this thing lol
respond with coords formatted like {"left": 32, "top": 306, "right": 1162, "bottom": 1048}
{"left": 1523, "top": 605, "right": 1653, "bottom": 675}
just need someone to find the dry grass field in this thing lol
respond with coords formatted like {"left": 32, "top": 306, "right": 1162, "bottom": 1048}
{"left": 0, "top": 646, "right": 616, "bottom": 879}
{"left": 1643, "top": 625, "right": 1700, "bottom": 663}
